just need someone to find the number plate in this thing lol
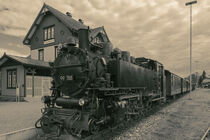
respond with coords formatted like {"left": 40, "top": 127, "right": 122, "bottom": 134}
{"left": 66, "top": 75, "right": 73, "bottom": 80}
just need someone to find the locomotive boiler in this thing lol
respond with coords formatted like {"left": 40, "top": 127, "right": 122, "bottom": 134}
{"left": 36, "top": 28, "right": 168, "bottom": 137}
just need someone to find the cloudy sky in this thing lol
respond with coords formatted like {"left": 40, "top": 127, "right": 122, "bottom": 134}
{"left": 0, "top": 0, "right": 209, "bottom": 77}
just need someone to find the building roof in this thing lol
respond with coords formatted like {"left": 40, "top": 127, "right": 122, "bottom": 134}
{"left": 23, "top": 3, "right": 88, "bottom": 45}
{"left": 45, "top": 4, "right": 87, "bottom": 31}
{"left": 0, "top": 54, "right": 50, "bottom": 68}
{"left": 89, "top": 26, "right": 110, "bottom": 42}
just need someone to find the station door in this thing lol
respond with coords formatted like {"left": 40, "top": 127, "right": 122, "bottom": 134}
{"left": 26, "top": 76, "right": 52, "bottom": 97}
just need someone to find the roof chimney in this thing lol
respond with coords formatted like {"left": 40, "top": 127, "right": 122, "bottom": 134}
{"left": 66, "top": 12, "right": 72, "bottom": 17}
{"left": 78, "top": 19, "right": 84, "bottom": 24}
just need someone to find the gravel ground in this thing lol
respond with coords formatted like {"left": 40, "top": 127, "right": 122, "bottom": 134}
{"left": 0, "top": 99, "right": 44, "bottom": 134}
{"left": 1, "top": 89, "right": 209, "bottom": 140}
{"left": 113, "top": 88, "right": 210, "bottom": 140}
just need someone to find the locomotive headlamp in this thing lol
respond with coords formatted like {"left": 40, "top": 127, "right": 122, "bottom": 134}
{"left": 79, "top": 98, "right": 85, "bottom": 106}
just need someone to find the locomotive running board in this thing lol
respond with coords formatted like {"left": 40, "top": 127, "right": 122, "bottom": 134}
{"left": 152, "top": 97, "right": 165, "bottom": 102}
{"left": 118, "top": 94, "right": 141, "bottom": 100}
{"left": 54, "top": 64, "right": 83, "bottom": 69}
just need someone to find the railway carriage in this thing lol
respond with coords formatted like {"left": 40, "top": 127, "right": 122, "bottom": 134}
{"left": 186, "top": 80, "right": 190, "bottom": 92}
{"left": 182, "top": 78, "right": 190, "bottom": 93}
{"left": 165, "top": 70, "right": 182, "bottom": 97}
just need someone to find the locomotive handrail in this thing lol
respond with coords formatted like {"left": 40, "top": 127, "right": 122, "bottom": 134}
{"left": 87, "top": 87, "right": 146, "bottom": 91}
{"left": 54, "top": 64, "right": 84, "bottom": 69}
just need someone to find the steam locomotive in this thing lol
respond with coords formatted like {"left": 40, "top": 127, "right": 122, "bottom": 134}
{"left": 36, "top": 28, "right": 190, "bottom": 137}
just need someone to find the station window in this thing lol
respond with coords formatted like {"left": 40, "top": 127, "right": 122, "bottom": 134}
{"left": 38, "top": 49, "right": 44, "bottom": 61}
{"left": 44, "top": 26, "right": 55, "bottom": 41}
{"left": 7, "top": 69, "right": 17, "bottom": 89}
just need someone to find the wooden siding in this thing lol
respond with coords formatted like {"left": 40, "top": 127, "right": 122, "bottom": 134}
{"left": 26, "top": 75, "right": 52, "bottom": 97}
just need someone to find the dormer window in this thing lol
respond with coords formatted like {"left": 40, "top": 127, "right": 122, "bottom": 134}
{"left": 44, "top": 26, "right": 54, "bottom": 40}
{"left": 44, "top": 26, "right": 55, "bottom": 44}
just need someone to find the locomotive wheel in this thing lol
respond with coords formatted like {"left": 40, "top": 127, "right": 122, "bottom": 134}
{"left": 40, "top": 116, "right": 51, "bottom": 133}
{"left": 69, "top": 128, "right": 82, "bottom": 137}
{"left": 89, "top": 119, "right": 100, "bottom": 135}
{"left": 139, "top": 105, "right": 145, "bottom": 117}
{"left": 65, "top": 113, "right": 81, "bottom": 136}
{"left": 40, "top": 116, "right": 57, "bottom": 134}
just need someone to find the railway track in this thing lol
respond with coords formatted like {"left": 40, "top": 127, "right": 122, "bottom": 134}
{"left": 35, "top": 103, "right": 165, "bottom": 140}
{"left": 83, "top": 93, "right": 189, "bottom": 140}
{"left": 82, "top": 101, "right": 169, "bottom": 140}
{"left": 35, "top": 93, "right": 187, "bottom": 140}
{"left": 201, "top": 127, "right": 210, "bottom": 140}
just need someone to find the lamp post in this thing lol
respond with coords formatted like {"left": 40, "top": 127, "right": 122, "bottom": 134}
{"left": 194, "top": 60, "right": 199, "bottom": 87}
{"left": 185, "top": 0, "right": 197, "bottom": 94}
{"left": 194, "top": 60, "right": 199, "bottom": 73}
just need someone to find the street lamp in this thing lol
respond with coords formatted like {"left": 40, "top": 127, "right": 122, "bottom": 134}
{"left": 185, "top": 0, "right": 197, "bottom": 94}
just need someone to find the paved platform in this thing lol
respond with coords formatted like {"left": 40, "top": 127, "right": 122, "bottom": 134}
{"left": 114, "top": 88, "right": 210, "bottom": 140}
{"left": 0, "top": 100, "right": 43, "bottom": 134}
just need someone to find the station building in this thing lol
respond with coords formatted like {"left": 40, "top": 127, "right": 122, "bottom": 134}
{"left": 0, "top": 3, "right": 110, "bottom": 101}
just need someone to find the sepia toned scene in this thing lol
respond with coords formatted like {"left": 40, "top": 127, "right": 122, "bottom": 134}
{"left": 0, "top": 0, "right": 209, "bottom": 140}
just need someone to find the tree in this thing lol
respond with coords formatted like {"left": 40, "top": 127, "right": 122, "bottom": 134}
{"left": 198, "top": 70, "right": 206, "bottom": 87}
{"left": 202, "top": 70, "right": 206, "bottom": 79}
{"left": 198, "top": 76, "right": 203, "bottom": 87}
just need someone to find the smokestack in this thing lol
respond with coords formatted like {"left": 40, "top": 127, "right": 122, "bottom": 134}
{"left": 78, "top": 28, "right": 89, "bottom": 50}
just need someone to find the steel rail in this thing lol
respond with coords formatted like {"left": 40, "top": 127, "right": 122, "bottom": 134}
{"left": 201, "top": 127, "right": 210, "bottom": 140}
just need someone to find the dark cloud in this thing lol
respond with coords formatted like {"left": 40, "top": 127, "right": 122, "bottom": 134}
{"left": 0, "top": 7, "right": 9, "bottom": 12}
